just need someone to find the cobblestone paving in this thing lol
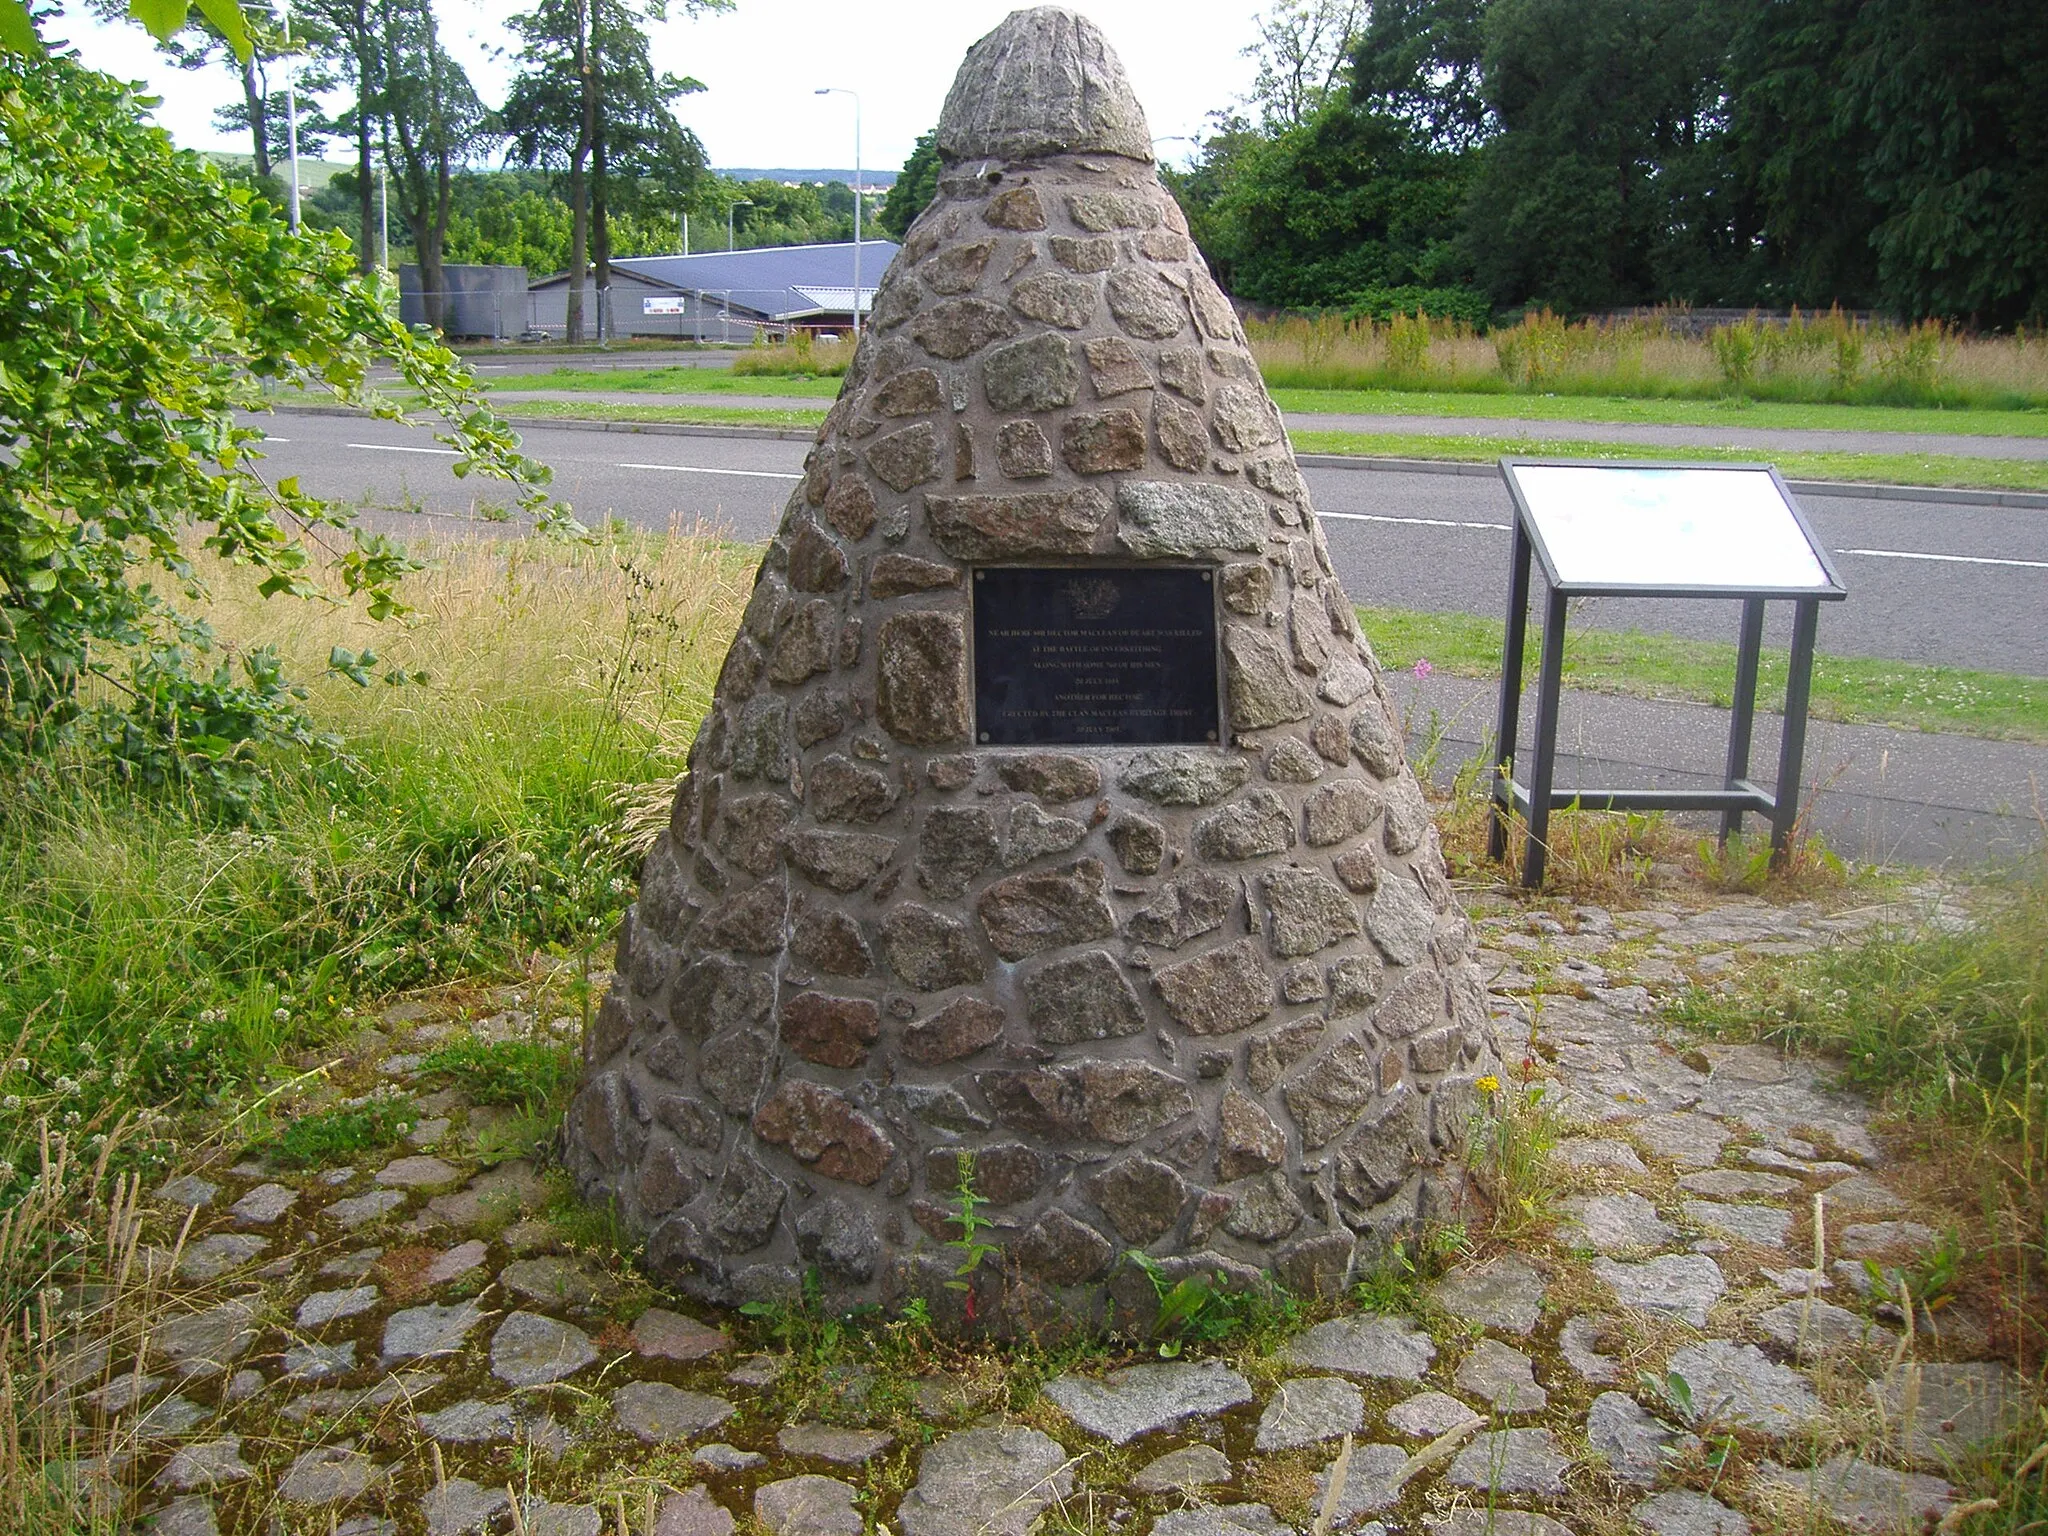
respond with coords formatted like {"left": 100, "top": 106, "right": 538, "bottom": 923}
{"left": 69, "top": 894, "right": 2036, "bottom": 1535}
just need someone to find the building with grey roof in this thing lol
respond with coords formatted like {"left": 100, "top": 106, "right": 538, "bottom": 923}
{"left": 524, "top": 239, "right": 900, "bottom": 341}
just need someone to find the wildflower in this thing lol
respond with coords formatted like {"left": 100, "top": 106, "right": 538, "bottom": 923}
{"left": 55, "top": 1076, "right": 79, "bottom": 1094}
{"left": 2, "top": 1096, "right": 19, "bottom": 1112}
{"left": 1475, "top": 1074, "right": 1501, "bottom": 1093}
{"left": 1413, "top": 657, "right": 1434, "bottom": 681}
{"left": 273, "top": 1008, "right": 290, "bottom": 1023}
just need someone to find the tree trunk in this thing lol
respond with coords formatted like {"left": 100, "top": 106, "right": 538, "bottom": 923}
{"left": 593, "top": 135, "right": 611, "bottom": 343}
{"left": 242, "top": 55, "right": 271, "bottom": 180}
{"left": 566, "top": 0, "right": 595, "bottom": 343}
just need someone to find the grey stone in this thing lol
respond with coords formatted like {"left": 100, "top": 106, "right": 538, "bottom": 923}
{"left": 1223, "top": 626, "right": 1313, "bottom": 729}
{"left": 1753, "top": 1455, "right": 1952, "bottom": 1535}
{"left": 1432, "top": 1515, "right": 1572, "bottom": 1536}
{"left": 1217, "top": 1087, "right": 1286, "bottom": 1182}
{"left": 1588, "top": 1391, "right": 1696, "bottom": 1484}
{"left": 753, "top": 1475, "right": 861, "bottom": 1536}
{"left": 1043, "top": 1361, "right": 1253, "bottom": 1444}
{"left": 1559, "top": 1315, "right": 1625, "bottom": 1384}
{"left": 895, "top": 1426, "right": 1077, "bottom": 1536}
{"left": 1118, "top": 750, "right": 1250, "bottom": 806}
{"left": 277, "top": 1446, "right": 384, "bottom": 1505}
{"left": 1253, "top": 1375, "right": 1362, "bottom": 1450}
{"left": 1432, "top": 1256, "right": 1548, "bottom": 1335}
{"left": 228, "top": 1182, "right": 297, "bottom": 1224}
{"left": 422, "top": 1239, "right": 488, "bottom": 1287}
{"left": 655, "top": 1487, "right": 737, "bottom": 1536}
{"left": 154, "top": 1437, "right": 252, "bottom": 1492}
{"left": 1281, "top": 1314, "right": 1435, "bottom": 1379}
{"left": 612, "top": 1381, "right": 736, "bottom": 1443}
{"left": 1445, "top": 1428, "right": 1570, "bottom": 1496}
{"left": 1151, "top": 1508, "right": 1295, "bottom": 1536}
{"left": 157, "top": 1175, "right": 218, "bottom": 1208}
{"left": 1261, "top": 866, "right": 1361, "bottom": 957}
{"left": 1015, "top": 1208, "right": 1116, "bottom": 1284}
{"left": 1872, "top": 1361, "right": 2032, "bottom": 1465}
{"left": 1266, "top": 737, "right": 1325, "bottom": 784}
{"left": 633, "top": 1308, "right": 732, "bottom": 1362}
{"left": 87, "top": 1370, "right": 164, "bottom": 1413}
{"left": 1153, "top": 939, "right": 1273, "bottom": 1036}
{"left": 1454, "top": 1338, "right": 1549, "bottom": 1413}
{"left": 1129, "top": 870, "right": 1235, "bottom": 949}
{"left": 1115, "top": 482, "right": 1266, "bottom": 557}
{"left": 133, "top": 1393, "right": 206, "bottom": 1438}
{"left": 278, "top": 1369, "right": 443, "bottom": 1424}
{"left": 1664, "top": 1340, "right": 1824, "bottom": 1436}
{"left": 1004, "top": 801, "right": 1087, "bottom": 865}
{"left": 917, "top": 805, "right": 1000, "bottom": 898}
{"left": 296, "top": 1286, "right": 380, "bottom": 1328}
{"left": 1311, "top": 1442, "right": 1409, "bottom": 1521}
{"left": 176, "top": 1233, "right": 270, "bottom": 1281}
{"left": 937, "top": 7, "right": 1152, "bottom": 161}
{"left": 417, "top": 1400, "right": 518, "bottom": 1443}
{"left": 1593, "top": 1253, "right": 1727, "bottom": 1328}
{"left": 323, "top": 1188, "right": 407, "bottom": 1229}
{"left": 282, "top": 1341, "right": 356, "bottom": 1381}
{"left": 421, "top": 1478, "right": 509, "bottom": 1536}
{"left": 977, "top": 858, "right": 1116, "bottom": 959}
{"left": 777, "top": 1424, "right": 894, "bottom": 1464}
{"left": 979, "top": 332, "right": 1080, "bottom": 412}
{"left": 1682, "top": 1200, "right": 1791, "bottom": 1247}
{"left": 1752, "top": 1298, "right": 1892, "bottom": 1357}
{"left": 1131, "top": 1443, "right": 1233, "bottom": 1492}
{"left": 153, "top": 1298, "right": 260, "bottom": 1379}
{"left": 1366, "top": 875, "right": 1436, "bottom": 966}
{"left": 1840, "top": 1220, "right": 1942, "bottom": 1259}
{"left": 490, "top": 1312, "right": 597, "bottom": 1387}
{"left": 1677, "top": 1168, "right": 1796, "bottom": 1199}
{"left": 1221, "top": 1169, "right": 1305, "bottom": 1241}
{"left": 1818, "top": 1173, "right": 1906, "bottom": 1216}
{"left": 502, "top": 1254, "right": 605, "bottom": 1308}
{"left": 1387, "top": 1390, "right": 1483, "bottom": 1440}
{"left": 1194, "top": 789, "right": 1296, "bottom": 861}
{"left": 693, "top": 1444, "right": 765, "bottom": 1472}
{"left": 382, "top": 1300, "right": 487, "bottom": 1365}
{"left": 1632, "top": 1492, "right": 1752, "bottom": 1536}
{"left": 522, "top": 1499, "right": 604, "bottom": 1536}
{"left": 1106, "top": 267, "right": 1186, "bottom": 339}
{"left": 1556, "top": 1137, "right": 1649, "bottom": 1175}
{"left": 1560, "top": 1192, "right": 1679, "bottom": 1255}
{"left": 1023, "top": 950, "right": 1144, "bottom": 1044}
{"left": 1089, "top": 1156, "right": 1187, "bottom": 1243}
{"left": 882, "top": 903, "right": 984, "bottom": 991}
{"left": 876, "top": 613, "right": 969, "bottom": 746}
{"left": 146, "top": 1495, "right": 222, "bottom": 1536}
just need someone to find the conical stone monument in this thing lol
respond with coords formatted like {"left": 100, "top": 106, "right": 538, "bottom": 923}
{"left": 564, "top": 6, "right": 1500, "bottom": 1333}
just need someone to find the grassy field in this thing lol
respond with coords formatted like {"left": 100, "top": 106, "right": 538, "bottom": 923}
{"left": 1358, "top": 603, "right": 2048, "bottom": 743}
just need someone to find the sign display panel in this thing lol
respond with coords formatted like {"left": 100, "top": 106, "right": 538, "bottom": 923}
{"left": 1505, "top": 463, "right": 1837, "bottom": 592}
{"left": 642, "top": 296, "right": 687, "bottom": 315}
{"left": 973, "top": 567, "right": 1220, "bottom": 746}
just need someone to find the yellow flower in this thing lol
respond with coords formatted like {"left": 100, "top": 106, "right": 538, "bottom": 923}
{"left": 1475, "top": 1075, "right": 1501, "bottom": 1094}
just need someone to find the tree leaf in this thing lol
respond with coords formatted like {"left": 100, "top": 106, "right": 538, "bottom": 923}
{"left": 190, "top": 0, "right": 253, "bottom": 63}
{"left": 125, "top": 0, "right": 190, "bottom": 46}
{"left": 0, "top": 0, "right": 44, "bottom": 56}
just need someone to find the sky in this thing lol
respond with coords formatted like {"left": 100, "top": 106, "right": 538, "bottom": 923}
{"left": 50, "top": 1, "right": 1268, "bottom": 176}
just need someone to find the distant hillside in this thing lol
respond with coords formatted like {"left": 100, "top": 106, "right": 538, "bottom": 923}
{"left": 716, "top": 168, "right": 898, "bottom": 189}
{"left": 202, "top": 152, "right": 354, "bottom": 193}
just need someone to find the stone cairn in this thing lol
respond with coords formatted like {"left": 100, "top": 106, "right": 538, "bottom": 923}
{"left": 564, "top": 5, "right": 1500, "bottom": 1333}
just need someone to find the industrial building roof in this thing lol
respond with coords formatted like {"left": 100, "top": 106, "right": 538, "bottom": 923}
{"left": 529, "top": 240, "right": 901, "bottom": 320}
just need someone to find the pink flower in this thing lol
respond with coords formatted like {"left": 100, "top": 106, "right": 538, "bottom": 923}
{"left": 1413, "top": 658, "right": 1434, "bottom": 681}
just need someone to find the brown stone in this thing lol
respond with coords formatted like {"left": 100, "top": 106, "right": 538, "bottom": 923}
{"left": 1223, "top": 625, "right": 1314, "bottom": 729}
{"left": 1153, "top": 395, "right": 1207, "bottom": 471}
{"left": 981, "top": 331, "right": 1080, "bottom": 412}
{"left": 1141, "top": 228, "right": 1192, "bottom": 262}
{"left": 1217, "top": 1086, "right": 1287, "bottom": 1182}
{"left": 976, "top": 858, "right": 1117, "bottom": 960}
{"left": 927, "top": 755, "right": 977, "bottom": 791}
{"left": 1219, "top": 561, "right": 1272, "bottom": 616}
{"left": 1282, "top": 960, "right": 1325, "bottom": 1002}
{"left": 672, "top": 954, "right": 777, "bottom": 1040}
{"left": 1247, "top": 1017, "right": 1324, "bottom": 1092}
{"left": 1187, "top": 269, "right": 1237, "bottom": 338}
{"left": 1128, "top": 870, "right": 1235, "bottom": 949}
{"left": 1222, "top": 1169, "right": 1303, "bottom": 1241}
{"left": 717, "top": 794, "right": 795, "bottom": 877}
{"left": 1015, "top": 1209, "right": 1115, "bottom": 1285}
{"left": 1328, "top": 953, "right": 1385, "bottom": 1016}
{"left": 1053, "top": 235, "right": 1118, "bottom": 273}
{"left": 1261, "top": 866, "right": 1363, "bottom": 958}
{"left": 751, "top": 1080, "right": 895, "bottom": 1185}
{"left": 1311, "top": 713, "right": 1351, "bottom": 765}
{"left": 708, "top": 1153, "right": 785, "bottom": 1250}
{"left": 1023, "top": 950, "right": 1145, "bottom": 1044}
{"left": 1083, "top": 335, "right": 1154, "bottom": 396}
{"left": 788, "top": 521, "right": 850, "bottom": 593}
{"left": 997, "top": 753, "right": 1101, "bottom": 800}
{"left": 790, "top": 901, "right": 871, "bottom": 977}
{"left": 912, "top": 297, "right": 1021, "bottom": 360}
{"left": 880, "top": 904, "right": 985, "bottom": 991}
{"left": 1284, "top": 1037, "right": 1378, "bottom": 1146}
{"left": 866, "top": 422, "right": 940, "bottom": 492}
{"left": 926, "top": 1143, "right": 1046, "bottom": 1205}
{"left": 1004, "top": 801, "right": 1087, "bottom": 865}
{"left": 1105, "top": 812, "right": 1165, "bottom": 874}
{"left": 1089, "top": 1157, "right": 1187, "bottom": 1244}
{"left": 1010, "top": 272, "right": 1098, "bottom": 328}
{"left": 699, "top": 1027, "right": 774, "bottom": 1114}
{"left": 1382, "top": 772, "right": 1430, "bottom": 855}
{"left": 876, "top": 613, "right": 970, "bottom": 746}
{"left": 793, "top": 691, "right": 848, "bottom": 748}
{"left": 1068, "top": 1059, "right": 1195, "bottom": 1142}
{"left": 1332, "top": 845, "right": 1380, "bottom": 893}
{"left": 1350, "top": 702, "right": 1403, "bottom": 778}
{"left": 823, "top": 475, "right": 877, "bottom": 541}
{"left": 901, "top": 997, "right": 1006, "bottom": 1066}
{"left": 873, "top": 368, "right": 945, "bottom": 417}
{"left": 995, "top": 420, "right": 1055, "bottom": 478}
{"left": 926, "top": 488, "right": 1110, "bottom": 560}
{"left": 953, "top": 420, "right": 976, "bottom": 480}
{"left": 1060, "top": 409, "right": 1147, "bottom": 474}
{"left": 983, "top": 185, "right": 1047, "bottom": 230}
{"left": 922, "top": 241, "right": 995, "bottom": 293}
{"left": 699, "top": 879, "right": 788, "bottom": 955}
{"left": 1157, "top": 345, "right": 1205, "bottom": 401}
{"left": 808, "top": 755, "right": 898, "bottom": 824}
{"left": 731, "top": 696, "right": 791, "bottom": 782}
{"left": 782, "top": 994, "right": 882, "bottom": 1069}
{"left": 868, "top": 554, "right": 960, "bottom": 599}
{"left": 1068, "top": 189, "right": 1152, "bottom": 230}
{"left": 1304, "top": 779, "right": 1383, "bottom": 847}
{"left": 768, "top": 599, "right": 836, "bottom": 685}
{"left": 1193, "top": 788, "right": 1296, "bottom": 861}
{"left": 1119, "top": 750, "right": 1251, "bottom": 805}
{"left": 1372, "top": 970, "right": 1446, "bottom": 1039}
{"left": 1211, "top": 383, "right": 1280, "bottom": 453}
{"left": 916, "top": 805, "right": 1001, "bottom": 898}
{"left": 1105, "top": 267, "right": 1185, "bottom": 339}
{"left": 1152, "top": 939, "right": 1274, "bottom": 1035}
{"left": 783, "top": 830, "right": 896, "bottom": 893}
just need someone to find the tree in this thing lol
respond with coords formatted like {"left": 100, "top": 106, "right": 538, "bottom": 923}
{"left": 0, "top": 43, "right": 564, "bottom": 796}
{"left": 1349, "top": 0, "right": 1493, "bottom": 151}
{"left": 302, "top": 0, "right": 388, "bottom": 273}
{"left": 374, "top": 0, "right": 492, "bottom": 333}
{"left": 86, "top": 0, "right": 291, "bottom": 178}
{"left": 1241, "top": 0, "right": 1365, "bottom": 129}
{"left": 214, "top": 85, "right": 340, "bottom": 164}
{"left": 878, "top": 130, "right": 939, "bottom": 239}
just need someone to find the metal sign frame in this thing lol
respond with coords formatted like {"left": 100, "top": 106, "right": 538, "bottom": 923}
{"left": 1485, "top": 458, "right": 1848, "bottom": 886}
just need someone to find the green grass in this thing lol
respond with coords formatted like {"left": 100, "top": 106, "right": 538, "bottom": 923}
{"left": 496, "top": 366, "right": 842, "bottom": 398}
{"left": 1293, "top": 427, "right": 2048, "bottom": 492}
{"left": 266, "top": 1092, "right": 417, "bottom": 1169}
{"left": 479, "top": 399, "right": 829, "bottom": 431}
{"left": 1270, "top": 385, "right": 2048, "bottom": 437}
{"left": 417, "top": 1036, "right": 578, "bottom": 1110}
{"left": 1358, "top": 603, "right": 2048, "bottom": 742}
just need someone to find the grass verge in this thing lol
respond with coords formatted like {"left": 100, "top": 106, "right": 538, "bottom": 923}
{"left": 1358, "top": 604, "right": 2048, "bottom": 743}
{"left": 495, "top": 366, "right": 842, "bottom": 399}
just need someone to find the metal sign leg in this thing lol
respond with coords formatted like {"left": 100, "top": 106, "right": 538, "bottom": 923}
{"left": 1770, "top": 598, "right": 1821, "bottom": 864}
{"left": 1721, "top": 596, "right": 1765, "bottom": 842}
{"left": 1521, "top": 587, "right": 1569, "bottom": 888}
{"left": 1487, "top": 522, "right": 1534, "bottom": 864}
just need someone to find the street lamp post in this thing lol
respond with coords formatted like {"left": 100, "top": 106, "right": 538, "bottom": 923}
{"left": 815, "top": 87, "right": 862, "bottom": 338}
{"left": 282, "top": 2, "right": 303, "bottom": 231}
{"left": 728, "top": 199, "right": 753, "bottom": 251}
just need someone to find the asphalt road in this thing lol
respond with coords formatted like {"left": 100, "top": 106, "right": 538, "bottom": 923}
{"left": 258, "top": 411, "right": 2048, "bottom": 677}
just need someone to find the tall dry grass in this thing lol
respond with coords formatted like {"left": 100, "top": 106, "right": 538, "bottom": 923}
{"left": 1248, "top": 308, "right": 2048, "bottom": 408}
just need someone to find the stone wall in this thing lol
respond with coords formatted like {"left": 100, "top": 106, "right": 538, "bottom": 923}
{"left": 562, "top": 5, "right": 1499, "bottom": 1335}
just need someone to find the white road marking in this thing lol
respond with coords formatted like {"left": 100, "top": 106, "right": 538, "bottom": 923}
{"left": 347, "top": 442, "right": 459, "bottom": 456}
{"left": 617, "top": 462, "right": 803, "bottom": 481}
{"left": 1321, "top": 511, "right": 1510, "bottom": 531}
{"left": 1841, "top": 547, "right": 2048, "bottom": 571}
{"left": 263, "top": 437, "right": 292, "bottom": 443}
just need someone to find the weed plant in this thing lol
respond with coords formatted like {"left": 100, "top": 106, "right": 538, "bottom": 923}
{"left": 730, "top": 329, "right": 851, "bottom": 377}
{"left": 416, "top": 1036, "right": 578, "bottom": 1111}
{"left": 1249, "top": 308, "right": 2048, "bottom": 410}
{"left": 0, "top": 530, "right": 753, "bottom": 1197}
{"left": 265, "top": 1088, "right": 417, "bottom": 1168}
